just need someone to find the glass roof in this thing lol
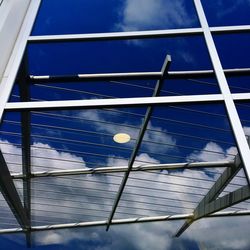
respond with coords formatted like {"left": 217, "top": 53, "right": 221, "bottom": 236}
{"left": 0, "top": 0, "right": 250, "bottom": 249}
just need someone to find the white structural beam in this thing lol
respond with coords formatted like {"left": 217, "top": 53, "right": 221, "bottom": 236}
{"left": 0, "top": 0, "right": 30, "bottom": 81}
{"left": 4, "top": 94, "right": 225, "bottom": 111}
{"left": 0, "top": 0, "right": 41, "bottom": 246}
{"left": 0, "top": 0, "right": 41, "bottom": 123}
{"left": 5, "top": 93, "right": 250, "bottom": 111}
{"left": 0, "top": 210, "right": 250, "bottom": 235}
{"left": 106, "top": 55, "right": 171, "bottom": 230}
{"left": 11, "top": 160, "right": 232, "bottom": 179}
{"left": 28, "top": 28, "right": 203, "bottom": 42}
{"left": 194, "top": 0, "right": 250, "bottom": 182}
{"left": 27, "top": 25, "right": 250, "bottom": 43}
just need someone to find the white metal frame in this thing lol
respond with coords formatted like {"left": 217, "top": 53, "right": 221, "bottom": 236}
{"left": 0, "top": 0, "right": 250, "bottom": 247}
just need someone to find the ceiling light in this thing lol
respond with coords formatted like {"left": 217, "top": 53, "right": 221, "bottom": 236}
{"left": 113, "top": 133, "right": 131, "bottom": 144}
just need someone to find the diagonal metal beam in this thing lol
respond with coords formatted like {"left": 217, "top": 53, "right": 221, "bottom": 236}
{"left": 0, "top": 0, "right": 41, "bottom": 123}
{"left": 106, "top": 55, "right": 171, "bottom": 230}
{"left": 0, "top": 150, "right": 29, "bottom": 229}
{"left": 175, "top": 154, "right": 242, "bottom": 237}
{"left": 197, "top": 185, "right": 250, "bottom": 218}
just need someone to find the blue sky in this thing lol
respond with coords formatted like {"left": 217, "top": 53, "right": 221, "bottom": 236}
{"left": 1, "top": 0, "right": 250, "bottom": 249}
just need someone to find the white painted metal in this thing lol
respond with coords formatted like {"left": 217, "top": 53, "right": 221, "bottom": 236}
{"left": 28, "top": 28, "right": 203, "bottom": 42}
{"left": 0, "top": 0, "right": 30, "bottom": 80}
{"left": 0, "top": 0, "right": 41, "bottom": 245}
{"left": 4, "top": 94, "right": 225, "bottom": 111}
{"left": 0, "top": 0, "right": 41, "bottom": 122}
{"left": 27, "top": 25, "right": 250, "bottom": 43}
{"left": 0, "top": 0, "right": 250, "bottom": 243}
{"left": 194, "top": 0, "right": 250, "bottom": 182}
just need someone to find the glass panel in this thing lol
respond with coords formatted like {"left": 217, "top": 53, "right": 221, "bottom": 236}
{"left": 32, "top": 0, "right": 200, "bottom": 35}
{"left": 202, "top": 0, "right": 250, "bottom": 26}
{"left": 214, "top": 33, "right": 250, "bottom": 69}
{"left": 31, "top": 174, "right": 123, "bottom": 226}
{"left": 28, "top": 36, "right": 212, "bottom": 76}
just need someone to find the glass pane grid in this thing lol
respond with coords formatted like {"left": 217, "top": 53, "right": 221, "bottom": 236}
{"left": 0, "top": 1, "right": 250, "bottom": 246}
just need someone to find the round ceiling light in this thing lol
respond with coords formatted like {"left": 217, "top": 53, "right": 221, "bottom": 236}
{"left": 113, "top": 133, "right": 131, "bottom": 144}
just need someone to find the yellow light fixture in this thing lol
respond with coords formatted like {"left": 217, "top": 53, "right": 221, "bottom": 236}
{"left": 113, "top": 133, "right": 131, "bottom": 144}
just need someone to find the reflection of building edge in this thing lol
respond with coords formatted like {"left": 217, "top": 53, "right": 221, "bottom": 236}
{"left": 0, "top": 0, "right": 250, "bottom": 247}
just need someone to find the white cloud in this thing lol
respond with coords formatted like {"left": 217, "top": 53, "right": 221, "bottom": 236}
{"left": 31, "top": 141, "right": 86, "bottom": 171}
{"left": 116, "top": 0, "right": 194, "bottom": 31}
{"left": 186, "top": 141, "right": 237, "bottom": 162}
{"left": 185, "top": 216, "right": 250, "bottom": 250}
{"left": 38, "top": 231, "right": 63, "bottom": 245}
{"left": 0, "top": 139, "right": 249, "bottom": 249}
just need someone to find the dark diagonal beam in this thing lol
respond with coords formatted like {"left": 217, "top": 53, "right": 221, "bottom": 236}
{"left": 0, "top": 151, "right": 29, "bottom": 229}
{"left": 106, "top": 55, "right": 171, "bottom": 231}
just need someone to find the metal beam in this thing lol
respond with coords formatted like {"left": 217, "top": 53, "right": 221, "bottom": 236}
{"left": 0, "top": 151, "right": 29, "bottom": 229}
{"left": 28, "top": 67, "right": 250, "bottom": 83}
{"left": 0, "top": 0, "right": 41, "bottom": 123}
{"left": 18, "top": 55, "right": 32, "bottom": 247}
{"left": 175, "top": 154, "right": 242, "bottom": 237}
{"left": 106, "top": 55, "right": 171, "bottom": 230}
{"left": 197, "top": 185, "right": 250, "bottom": 218}
{"left": 28, "top": 28, "right": 203, "bottom": 43}
{"left": 11, "top": 160, "right": 232, "bottom": 179}
{"left": 168, "top": 67, "right": 250, "bottom": 78}
{"left": 210, "top": 25, "right": 250, "bottom": 34}
{"left": 4, "top": 94, "right": 224, "bottom": 111}
{"left": 0, "top": 209, "right": 250, "bottom": 235}
{"left": 0, "top": 0, "right": 41, "bottom": 241}
{"left": 194, "top": 0, "right": 250, "bottom": 183}
{"left": 29, "top": 71, "right": 162, "bottom": 82}
{"left": 27, "top": 25, "right": 250, "bottom": 43}
{"left": 5, "top": 92, "right": 250, "bottom": 111}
